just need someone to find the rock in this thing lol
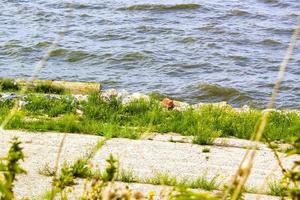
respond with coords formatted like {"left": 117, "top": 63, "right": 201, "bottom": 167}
{"left": 211, "top": 101, "right": 228, "bottom": 108}
{"left": 121, "top": 92, "right": 150, "bottom": 105}
{"left": 101, "top": 89, "right": 118, "bottom": 101}
{"left": 19, "top": 100, "right": 27, "bottom": 107}
{"left": 173, "top": 100, "right": 190, "bottom": 111}
{"left": 235, "top": 105, "right": 250, "bottom": 112}
{"left": 116, "top": 89, "right": 130, "bottom": 103}
{"left": 101, "top": 89, "right": 151, "bottom": 104}
{"left": 191, "top": 103, "right": 204, "bottom": 110}
{"left": 76, "top": 109, "right": 83, "bottom": 116}
{"left": 161, "top": 98, "right": 174, "bottom": 109}
{"left": 0, "top": 93, "right": 19, "bottom": 100}
{"left": 73, "top": 94, "right": 88, "bottom": 102}
{"left": 262, "top": 108, "right": 278, "bottom": 113}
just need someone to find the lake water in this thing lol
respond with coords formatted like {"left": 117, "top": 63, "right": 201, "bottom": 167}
{"left": 0, "top": 0, "right": 299, "bottom": 108}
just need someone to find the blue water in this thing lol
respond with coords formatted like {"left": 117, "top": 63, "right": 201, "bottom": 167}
{"left": 0, "top": 0, "right": 299, "bottom": 108}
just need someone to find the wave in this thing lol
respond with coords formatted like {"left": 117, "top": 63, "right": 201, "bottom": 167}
{"left": 136, "top": 25, "right": 172, "bottom": 34}
{"left": 121, "top": 4, "right": 201, "bottom": 11}
{"left": 1, "top": 41, "right": 34, "bottom": 56}
{"left": 35, "top": 41, "right": 51, "bottom": 47}
{"left": 229, "top": 9, "right": 250, "bottom": 17}
{"left": 49, "top": 48, "right": 95, "bottom": 62}
{"left": 109, "top": 52, "right": 149, "bottom": 62}
{"left": 228, "top": 55, "right": 249, "bottom": 61}
{"left": 189, "top": 83, "right": 253, "bottom": 106}
{"left": 179, "top": 37, "right": 197, "bottom": 43}
{"left": 261, "top": 38, "right": 281, "bottom": 46}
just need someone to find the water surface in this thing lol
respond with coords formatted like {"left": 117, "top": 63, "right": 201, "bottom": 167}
{"left": 0, "top": 0, "right": 299, "bottom": 108}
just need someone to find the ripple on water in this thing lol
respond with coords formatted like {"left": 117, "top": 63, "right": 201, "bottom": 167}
{"left": 228, "top": 9, "right": 250, "bottom": 17}
{"left": 1, "top": 41, "right": 34, "bottom": 57}
{"left": 136, "top": 25, "right": 172, "bottom": 34}
{"left": 179, "top": 37, "right": 197, "bottom": 44}
{"left": 110, "top": 52, "right": 150, "bottom": 62}
{"left": 49, "top": 48, "right": 96, "bottom": 62}
{"left": 186, "top": 83, "right": 253, "bottom": 106}
{"left": 260, "top": 38, "right": 282, "bottom": 46}
{"left": 35, "top": 41, "right": 51, "bottom": 47}
{"left": 120, "top": 4, "right": 201, "bottom": 11}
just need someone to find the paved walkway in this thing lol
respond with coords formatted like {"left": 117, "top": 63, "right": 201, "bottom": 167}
{"left": 1, "top": 130, "right": 298, "bottom": 199}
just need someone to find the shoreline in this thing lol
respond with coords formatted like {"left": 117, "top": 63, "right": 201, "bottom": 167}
{"left": 0, "top": 78, "right": 299, "bottom": 113}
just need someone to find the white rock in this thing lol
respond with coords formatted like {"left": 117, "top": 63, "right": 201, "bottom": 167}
{"left": 262, "top": 108, "right": 278, "bottom": 113}
{"left": 116, "top": 89, "right": 130, "bottom": 103}
{"left": 191, "top": 102, "right": 205, "bottom": 110}
{"left": 101, "top": 89, "right": 118, "bottom": 101}
{"left": 73, "top": 94, "right": 88, "bottom": 102}
{"left": 173, "top": 100, "right": 190, "bottom": 111}
{"left": 76, "top": 109, "right": 83, "bottom": 116}
{"left": 121, "top": 93, "right": 150, "bottom": 105}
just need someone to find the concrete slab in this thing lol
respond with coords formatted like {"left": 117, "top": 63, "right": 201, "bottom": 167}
{"left": 0, "top": 130, "right": 102, "bottom": 199}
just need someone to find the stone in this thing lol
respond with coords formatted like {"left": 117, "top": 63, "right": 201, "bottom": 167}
{"left": 191, "top": 102, "right": 204, "bottom": 110}
{"left": 101, "top": 89, "right": 118, "bottom": 101}
{"left": 161, "top": 98, "right": 174, "bottom": 109}
{"left": 0, "top": 93, "right": 19, "bottom": 100}
{"left": 76, "top": 109, "right": 83, "bottom": 116}
{"left": 73, "top": 94, "right": 88, "bottom": 102}
{"left": 173, "top": 100, "right": 190, "bottom": 111}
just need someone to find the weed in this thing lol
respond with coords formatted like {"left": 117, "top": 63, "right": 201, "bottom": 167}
{"left": 33, "top": 83, "right": 65, "bottom": 95}
{"left": 71, "top": 159, "right": 91, "bottom": 178}
{"left": 23, "top": 95, "right": 77, "bottom": 117}
{"left": 143, "top": 172, "right": 178, "bottom": 186}
{"left": 118, "top": 169, "right": 137, "bottom": 183}
{"left": 193, "top": 129, "right": 220, "bottom": 145}
{"left": 39, "top": 163, "right": 56, "bottom": 177}
{"left": 190, "top": 175, "right": 220, "bottom": 191}
{"left": 53, "top": 162, "right": 75, "bottom": 189}
{"left": 2, "top": 93, "right": 300, "bottom": 143}
{"left": 142, "top": 172, "right": 220, "bottom": 191}
{"left": 102, "top": 154, "right": 118, "bottom": 182}
{"left": 202, "top": 147, "right": 211, "bottom": 153}
{"left": 0, "top": 137, "right": 26, "bottom": 199}
{"left": 0, "top": 78, "right": 20, "bottom": 91}
{"left": 268, "top": 180, "right": 287, "bottom": 197}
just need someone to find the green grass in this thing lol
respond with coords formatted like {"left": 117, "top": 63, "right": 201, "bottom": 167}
{"left": 0, "top": 78, "right": 20, "bottom": 92}
{"left": 23, "top": 94, "right": 77, "bottom": 117}
{"left": 39, "top": 163, "right": 55, "bottom": 177}
{"left": 33, "top": 83, "right": 65, "bottom": 95}
{"left": 141, "top": 173, "right": 220, "bottom": 191}
{"left": 118, "top": 169, "right": 137, "bottom": 183}
{"left": 0, "top": 99, "right": 14, "bottom": 122}
{"left": 1, "top": 92, "right": 300, "bottom": 143}
{"left": 190, "top": 175, "right": 220, "bottom": 191}
{"left": 268, "top": 180, "right": 287, "bottom": 197}
{"left": 202, "top": 147, "right": 211, "bottom": 153}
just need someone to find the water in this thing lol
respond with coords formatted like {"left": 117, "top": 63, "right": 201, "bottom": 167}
{"left": 0, "top": 0, "right": 299, "bottom": 108}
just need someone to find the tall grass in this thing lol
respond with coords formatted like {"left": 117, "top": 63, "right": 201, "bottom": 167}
{"left": 0, "top": 78, "right": 20, "bottom": 92}
{"left": 1, "top": 93, "right": 299, "bottom": 142}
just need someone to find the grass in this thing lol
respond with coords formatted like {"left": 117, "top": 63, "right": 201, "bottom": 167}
{"left": 1, "top": 92, "right": 300, "bottom": 143}
{"left": 23, "top": 94, "right": 77, "bottom": 117}
{"left": 33, "top": 83, "right": 65, "bottom": 95}
{"left": 0, "top": 78, "right": 20, "bottom": 92}
{"left": 267, "top": 180, "right": 287, "bottom": 197}
{"left": 202, "top": 147, "right": 211, "bottom": 153}
{"left": 39, "top": 163, "right": 55, "bottom": 177}
{"left": 141, "top": 172, "right": 220, "bottom": 191}
{"left": 118, "top": 169, "right": 137, "bottom": 183}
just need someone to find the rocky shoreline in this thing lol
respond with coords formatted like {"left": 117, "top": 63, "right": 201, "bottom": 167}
{"left": 1, "top": 88, "right": 299, "bottom": 115}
